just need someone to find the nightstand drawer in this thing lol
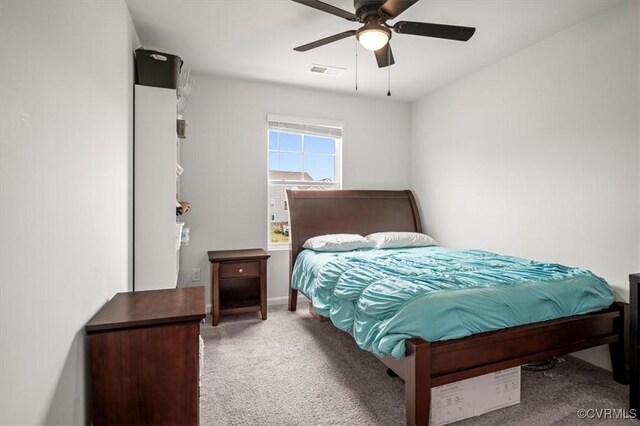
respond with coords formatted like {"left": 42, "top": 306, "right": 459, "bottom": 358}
{"left": 219, "top": 261, "right": 260, "bottom": 279}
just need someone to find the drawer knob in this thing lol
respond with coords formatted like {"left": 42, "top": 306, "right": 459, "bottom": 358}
{"left": 238, "top": 268, "right": 243, "bottom": 273}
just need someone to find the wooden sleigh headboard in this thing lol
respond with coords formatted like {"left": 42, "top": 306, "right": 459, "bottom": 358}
{"left": 285, "top": 189, "right": 423, "bottom": 267}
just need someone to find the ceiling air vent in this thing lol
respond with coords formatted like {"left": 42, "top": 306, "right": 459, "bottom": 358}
{"left": 308, "top": 64, "right": 346, "bottom": 77}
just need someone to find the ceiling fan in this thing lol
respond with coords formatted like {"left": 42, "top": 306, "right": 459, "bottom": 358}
{"left": 292, "top": 0, "right": 476, "bottom": 68}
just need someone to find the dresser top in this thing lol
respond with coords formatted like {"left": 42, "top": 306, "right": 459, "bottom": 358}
{"left": 85, "top": 286, "right": 206, "bottom": 334}
{"left": 207, "top": 248, "right": 270, "bottom": 263}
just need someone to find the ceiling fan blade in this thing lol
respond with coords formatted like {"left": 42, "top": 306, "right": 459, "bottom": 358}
{"left": 379, "top": 0, "right": 419, "bottom": 19}
{"left": 291, "top": 0, "right": 358, "bottom": 21}
{"left": 394, "top": 21, "right": 476, "bottom": 41}
{"left": 294, "top": 30, "right": 357, "bottom": 52}
{"left": 374, "top": 43, "right": 395, "bottom": 68}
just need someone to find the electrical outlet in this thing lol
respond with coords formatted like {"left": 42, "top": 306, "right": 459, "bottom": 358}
{"left": 192, "top": 268, "right": 201, "bottom": 282}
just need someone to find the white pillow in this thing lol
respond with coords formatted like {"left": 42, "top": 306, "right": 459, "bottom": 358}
{"left": 366, "top": 232, "right": 437, "bottom": 249}
{"left": 302, "top": 234, "right": 375, "bottom": 252}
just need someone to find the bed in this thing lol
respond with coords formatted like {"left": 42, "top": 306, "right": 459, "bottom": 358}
{"left": 285, "top": 189, "right": 631, "bottom": 426}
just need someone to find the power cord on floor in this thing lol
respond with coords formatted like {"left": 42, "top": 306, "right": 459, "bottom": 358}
{"left": 522, "top": 358, "right": 559, "bottom": 372}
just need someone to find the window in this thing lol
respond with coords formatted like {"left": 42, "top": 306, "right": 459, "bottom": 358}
{"left": 268, "top": 116, "right": 342, "bottom": 248}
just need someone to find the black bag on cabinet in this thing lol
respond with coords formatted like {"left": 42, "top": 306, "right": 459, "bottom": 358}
{"left": 135, "top": 49, "right": 182, "bottom": 89}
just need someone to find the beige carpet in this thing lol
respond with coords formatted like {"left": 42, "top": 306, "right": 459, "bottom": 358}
{"left": 199, "top": 305, "right": 633, "bottom": 426}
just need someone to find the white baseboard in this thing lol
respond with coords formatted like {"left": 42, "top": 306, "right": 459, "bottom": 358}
{"left": 205, "top": 295, "right": 307, "bottom": 314}
{"left": 266, "top": 295, "right": 308, "bottom": 306}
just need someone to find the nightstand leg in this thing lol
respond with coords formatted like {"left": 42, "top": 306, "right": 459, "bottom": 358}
{"left": 260, "top": 259, "right": 267, "bottom": 320}
{"left": 212, "top": 263, "right": 220, "bottom": 326}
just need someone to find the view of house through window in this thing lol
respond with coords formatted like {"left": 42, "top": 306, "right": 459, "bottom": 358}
{"left": 268, "top": 118, "right": 342, "bottom": 247}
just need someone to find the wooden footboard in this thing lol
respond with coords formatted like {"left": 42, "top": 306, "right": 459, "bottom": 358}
{"left": 380, "top": 302, "right": 629, "bottom": 425}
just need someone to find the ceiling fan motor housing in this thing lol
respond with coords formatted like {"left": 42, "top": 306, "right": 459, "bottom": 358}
{"left": 354, "top": 0, "right": 387, "bottom": 20}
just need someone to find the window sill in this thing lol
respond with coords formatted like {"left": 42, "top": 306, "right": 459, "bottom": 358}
{"left": 267, "top": 245, "right": 290, "bottom": 252}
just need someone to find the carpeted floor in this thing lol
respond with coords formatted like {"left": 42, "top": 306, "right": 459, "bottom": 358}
{"left": 200, "top": 305, "right": 633, "bottom": 426}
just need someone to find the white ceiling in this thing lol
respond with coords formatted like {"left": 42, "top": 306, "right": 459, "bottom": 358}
{"left": 126, "top": 0, "right": 621, "bottom": 102}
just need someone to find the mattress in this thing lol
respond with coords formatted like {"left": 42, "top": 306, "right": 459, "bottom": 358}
{"left": 291, "top": 246, "right": 614, "bottom": 359}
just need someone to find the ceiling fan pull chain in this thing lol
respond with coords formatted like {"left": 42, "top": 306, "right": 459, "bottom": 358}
{"left": 387, "top": 48, "right": 391, "bottom": 97}
{"left": 355, "top": 41, "right": 359, "bottom": 91}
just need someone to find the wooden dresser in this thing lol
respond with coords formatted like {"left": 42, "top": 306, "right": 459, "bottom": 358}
{"left": 85, "top": 286, "right": 205, "bottom": 426}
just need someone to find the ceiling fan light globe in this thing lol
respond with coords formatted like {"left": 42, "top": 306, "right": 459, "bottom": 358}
{"left": 357, "top": 29, "right": 389, "bottom": 51}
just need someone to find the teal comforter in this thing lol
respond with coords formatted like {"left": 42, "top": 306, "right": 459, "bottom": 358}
{"left": 291, "top": 246, "right": 614, "bottom": 359}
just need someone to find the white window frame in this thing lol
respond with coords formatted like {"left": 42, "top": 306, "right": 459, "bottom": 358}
{"left": 267, "top": 115, "right": 343, "bottom": 251}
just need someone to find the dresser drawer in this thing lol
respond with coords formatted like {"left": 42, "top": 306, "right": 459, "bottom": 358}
{"left": 219, "top": 261, "right": 260, "bottom": 279}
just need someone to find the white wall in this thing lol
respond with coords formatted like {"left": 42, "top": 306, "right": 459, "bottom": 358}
{"left": 0, "top": 2, "right": 139, "bottom": 424}
{"left": 178, "top": 75, "right": 411, "bottom": 303}
{"left": 411, "top": 0, "right": 640, "bottom": 369}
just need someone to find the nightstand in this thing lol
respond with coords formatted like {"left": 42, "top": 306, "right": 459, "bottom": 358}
{"left": 207, "top": 248, "right": 270, "bottom": 326}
